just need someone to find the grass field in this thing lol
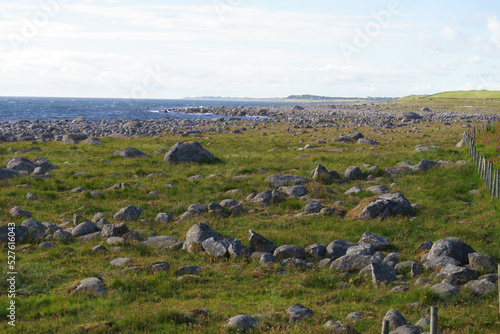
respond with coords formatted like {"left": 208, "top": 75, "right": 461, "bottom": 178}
{"left": 0, "top": 99, "right": 499, "bottom": 333}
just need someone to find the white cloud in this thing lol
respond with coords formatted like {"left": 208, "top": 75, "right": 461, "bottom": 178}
{"left": 487, "top": 15, "right": 500, "bottom": 47}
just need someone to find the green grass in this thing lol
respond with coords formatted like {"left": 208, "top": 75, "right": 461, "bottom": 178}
{"left": 0, "top": 113, "right": 499, "bottom": 333}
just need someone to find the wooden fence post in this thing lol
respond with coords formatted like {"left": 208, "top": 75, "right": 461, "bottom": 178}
{"left": 431, "top": 306, "right": 438, "bottom": 334}
{"left": 382, "top": 319, "right": 389, "bottom": 334}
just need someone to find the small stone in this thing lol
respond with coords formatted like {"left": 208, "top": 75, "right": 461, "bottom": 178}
{"left": 287, "top": 304, "right": 314, "bottom": 323}
{"left": 151, "top": 262, "right": 170, "bottom": 273}
{"left": 224, "top": 314, "right": 258, "bottom": 329}
{"left": 74, "top": 277, "right": 106, "bottom": 296}
{"left": 109, "top": 257, "right": 133, "bottom": 267}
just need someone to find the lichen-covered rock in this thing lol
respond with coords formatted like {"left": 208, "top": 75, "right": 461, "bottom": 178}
{"left": 7, "top": 157, "right": 36, "bottom": 172}
{"left": 431, "top": 281, "right": 459, "bottom": 299}
{"left": 358, "top": 232, "right": 390, "bottom": 251}
{"left": 435, "top": 264, "right": 477, "bottom": 285}
{"left": 326, "top": 240, "right": 357, "bottom": 259}
{"left": 344, "top": 166, "right": 364, "bottom": 180}
{"left": 249, "top": 230, "right": 278, "bottom": 253}
{"left": 114, "top": 206, "right": 142, "bottom": 222}
{"left": 330, "top": 254, "right": 377, "bottom": 272}
{"left": 427, "top": 237, "right": 475, "bottom": 265}
{"left": 468, "top": 252, "right": 497, "bottom": 272}
{"left": 224, "top": 314, "right": 258, "bottom": 329}
{"left": 384, "top": 309, "right": 407, "bottom": 329}
{"left": 183, "top": 223, "right": 219, "bottom": 253}
{"left": 357, "top": 193, "right": 413, "bottom": 220}
{"left": 73, "top": 278, "right": 106, "bottom": 296}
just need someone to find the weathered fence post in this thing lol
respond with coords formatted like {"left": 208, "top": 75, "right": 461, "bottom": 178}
{"left": 382, "top": 319, "right": 389, "bottom": 334}
{"left": 430, "top": 306, "right": 438, "bottom": 334}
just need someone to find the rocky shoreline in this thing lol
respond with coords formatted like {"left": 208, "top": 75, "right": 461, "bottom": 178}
{"left": 1, "top": 104, "right": 499, "bottom": 142}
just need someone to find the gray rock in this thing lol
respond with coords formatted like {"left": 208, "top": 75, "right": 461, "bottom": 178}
{"left": 312, "top": 164, "right": 335, "bottom": 183}
{"left": 383, "top": 253, "right": 401, "bottom": 267}
{"left": 304, "top": 201, "right": 322, "bottom": 213}
{"left": 184, "top": 223, "right": 219, "bottom": 253}
{"left": 92, "top": 245, "right": 106, "bottom": 252}
{"left": 344, "top": 166, "right": 364, "bottom": 180}
{"left": 414, "top": 315, "right": 430, "bottom": 329}
{"left": 431, "top": 281, "right": 459, "bottom": 299}
{"left": 0, "top": 225, "right": 28, "bottom": 243}
{"left": 7, "top": 157, "right": 36, "bottom": 172}
{"left": 228, "top": 239, "right": 251, "bottom": 258}
{"left": 390, "top": 325, "right": 420, "bottom": 334}
{"left": 366, "top": 185, "right": 391, "bottom": 194}
{"left": 73, "top": 277, "right": 106, "bottom": 296}
{"left": 419, "top": 159, "right": 438, "bottom": 169}
{"left": 21, "top": 219, "right": 46, "bottom": 234}
{"left": 358, "top": 193, "right": 413, "bottom": 220}
{"left": 188, "top": 204, "right": 208, "bottom": 213}
{"left": 305, "top": 243, "right": 326, "bottom": 258}
{"left": 39, "top": 241, "right": 57, "bottom": 250}
{"left": 346, "top": 244, "right": 375, "bottom": 256}
{"left": 207, "top": 202, "right": 224, "bottom": 211}
{"left": 114, "top": 206, "right": 143, "bottom": 221}
{"left": 326, "top": 240, "right": 357, "bottom": 259}
{"left": 464, "top": 279, "right": 496, "bottom": 295}
{"left": 78, "top": 231, "right": 101, "bottom": 242}
{"left": 384, "top": 309, "right": 407, "bottom": 329}
{"left": 225, "top": 314, "right": 258, "bottom": 329}
{"left": 346, "top": 312, "right": 364, "bottom": 321}
{"left": 100, "top": 223, "right": 129, "bottom": 238}
{"left": 164, "top": 141, "right": 215, "bottom": 164}
{"left": 287, "top": 304, "right": 314, "bottom": 323}
{"left": 155, "top": 213, "right": 173, "bottom": 223}
{"left": 265, "top": 174, "right": 309, "bottom": 187}
{"left": 220, "top": 199, "right": 239, "bottom": 208}
{"left": 372, "top": 262, "right": 397, "bottom": 286}
{"left": 178, "top": 266, "right": 201, "bottom": 274}
{"left": 424, "top": 256, "right": 461, "bottom": 271}
{"left": 345, "top": 186, "right": 363, "bottom": 195}
{"left": 0, "top": 168, "right": 20, "bottom": 180}
{"left": 281, "top": 185, "right": 308, "bottom": 196}
{"left": 358, "top": 232, "right": 390, "bottom": 251}
{"left": 468, "top": 252, "right": 497, "bottom": 272}
{"left": 435, "top": 264, "right": 477, "bottom": 285}
{"left": 249, "top": 230, "right": 278, "bottom": 253}
{"left": 142, "top": 236, "right": 178, "bottom": 248}
{"left": 417, "top": 240, "right": 433, "bottom": 251}
{"left": 71, "top": 221, "right": 98, "bottom": 237}
{"left": 330, "top": 254, "right": 377, "bottom": 272}
{"left": 358, "top": 138, "right": 380, "bottom": 145}
{"left": 274, "top": 245, "right": 306, "bottom": 260}
{"left": 53, "top": 229, "right": 73, "bottom": 240}
{"left": 427, "top": 237, "right": 475, "bottom": 265}
{"left": 107, "top": 237, "right": 125, "bottom": 245}
{"left": 151, "top": 262, "right": 170, "bottom": 273}
{"left": 394, "top": 261, "right": 423, "bottom": 277}
{"left": 252, "top": 190, "right": 273, "bottom": 206}
{"left": 10, "top": 206, "right": 32, "bottom": 219}
{"left": 112, "top": 148, "right": 149, "bottom": 158}
{"left": 260, "top": 253, "right": 276, "bottom": 265}
{"left": 478, "top": 273, "right": 498, "bottom": 284}
{"left": 109, "top": 257, "right": 133, "bottom": 267}
{"left": 323, "top": 320, "right": 357, "bottom": 333}
{"left": 202, "top": 237, "right": 229, "bottom": 258}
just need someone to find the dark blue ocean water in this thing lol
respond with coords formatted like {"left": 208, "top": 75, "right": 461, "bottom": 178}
{"left": 0, "top": 96, "right": 316, "bottom": 122}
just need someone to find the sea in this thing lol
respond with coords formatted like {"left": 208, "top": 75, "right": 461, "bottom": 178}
{"left": 0, "top": 96, "right": 321, "bottom": 122}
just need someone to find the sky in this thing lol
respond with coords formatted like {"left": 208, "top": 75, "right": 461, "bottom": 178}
{"left": 0, "top": 0, "right": 499, "bottom": 99}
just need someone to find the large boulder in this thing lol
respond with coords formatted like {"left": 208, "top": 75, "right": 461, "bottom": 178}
{"left": 357, "top": 193, "right": 413, "bottom": 220}
{"left": 0, "top": 168, "right": 20, "bottom": 180}
{"left": 183, "top": 223, "right": 219, "bottom": 253}
{"left": 468, "top": 252, "right": 497, "bottom": 272}
{"left": 427, "top": 237, "right": 475, "bottom": 265}
{"left": 344, "top": 166, "right": 364, "bottom": 180}
{"left": 6, "top": 157, "right": 36, "bottom": 172}
{"left": 164, "top": 141, "right": 215, "bottom": 164}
